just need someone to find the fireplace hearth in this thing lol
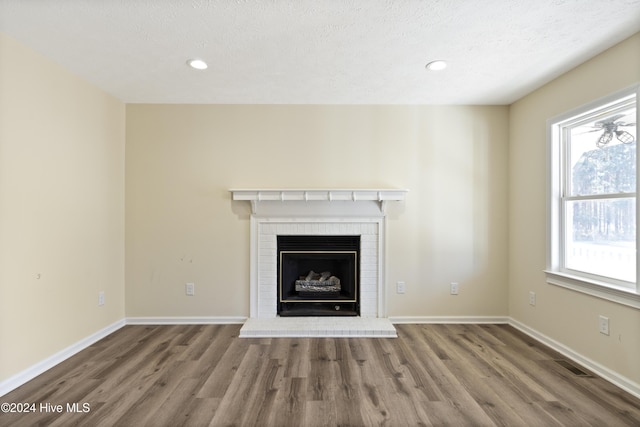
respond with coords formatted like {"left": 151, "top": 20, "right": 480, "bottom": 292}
{"left": 278, "top": 235, "right": 360, "bottom": 316}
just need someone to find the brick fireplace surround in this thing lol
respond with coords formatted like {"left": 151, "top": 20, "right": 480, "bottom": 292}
{"left": 231, "top": 189, "right": 406, "bottom": 337}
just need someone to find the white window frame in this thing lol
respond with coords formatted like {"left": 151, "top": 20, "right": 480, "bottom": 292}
{"left": 546, "top": 84, "right": 640, "bottom": 309}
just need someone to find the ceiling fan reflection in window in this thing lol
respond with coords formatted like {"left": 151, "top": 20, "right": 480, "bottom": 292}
{"left": 590, "top": 114, "right": 636, "bottom": 148}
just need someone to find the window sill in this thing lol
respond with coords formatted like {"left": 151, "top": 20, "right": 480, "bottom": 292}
{"left": 544, "top": 270, "right": 640, "bottom": 309}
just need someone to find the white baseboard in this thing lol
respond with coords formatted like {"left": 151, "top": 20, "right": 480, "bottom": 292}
{"left": 508, "top": 317, "right": 640, "bottom": 399}
{"left": 125, "top": 316, "right": 247, "bottom": 325}
{"left": 0, "top": 319, "right": 126, "bottom": 397}
{"left": 390, "top": 316, "right": 510, "bottom": 324}
{"left": 391, "top": 316, "right": 640, "bottom": 399}
{"left": 0, "top": 317, "right": 246, "bottom": 397}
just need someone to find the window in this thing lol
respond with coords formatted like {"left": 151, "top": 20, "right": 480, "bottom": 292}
{"left": 547, "top": 86, "right": 640, "bottom": 308}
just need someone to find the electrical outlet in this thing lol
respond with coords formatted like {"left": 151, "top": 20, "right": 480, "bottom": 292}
{"left": 599, "top": 315, "right": 610, "bottom": 335}
{"left": 396, "top": 281, "right": 406, "bottom": 294}
{"left": 186, "top": 283, "right": 195, "bottom": 296}
{"left": 98, "top": 291, "right": 105, "bottom": 306}
{"left": 529, "top": 291, "right": 536, "bottom": 306}
{"left": 450, "top": 282, "right": 459, "bottom": 295}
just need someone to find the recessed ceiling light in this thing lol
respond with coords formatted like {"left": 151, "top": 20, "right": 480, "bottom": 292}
{"left": 187, "top": 59, "right": 208, "bottom": 70}
{"left": 425, "top": 60, "right": 447, "bottom": 71}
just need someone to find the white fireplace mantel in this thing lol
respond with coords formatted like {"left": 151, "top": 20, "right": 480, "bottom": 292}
{"left": 231, "top": 188, "right": 407, "bottom": 335}
{"left": 231, "top": 188, "right": 408, "bottom": 215}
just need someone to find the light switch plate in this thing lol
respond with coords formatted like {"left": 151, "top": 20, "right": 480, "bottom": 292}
{"left": 450, "top": 282, "right": 459, "bottom": 295}
{"left": 186, "top": 283, "right": 195, "bottom": 296}
{"left": 396, "top": 281, "right": 406, "bottom": 294}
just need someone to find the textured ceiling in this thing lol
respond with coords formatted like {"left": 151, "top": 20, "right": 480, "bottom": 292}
{"left": 1, "top": 0, "right": 639, "bottom": 105}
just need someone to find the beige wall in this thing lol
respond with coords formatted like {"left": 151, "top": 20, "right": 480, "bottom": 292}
{"left": 509, "top": 33, "right": 640, "bottom": 383}
{"left": 125, "top": 105, "right": 509, "bottom": 318}
{"left": 0, "top": 34, "right": 126, "bottom": 382}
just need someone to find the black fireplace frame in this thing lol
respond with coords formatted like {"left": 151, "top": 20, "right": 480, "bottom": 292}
{"left": 277, "top": 235, "right": 360, "bottom": 316}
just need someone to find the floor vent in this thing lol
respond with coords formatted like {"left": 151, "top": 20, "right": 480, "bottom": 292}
{"left": 554, "top": 359, "right": 592, "bottom": 377}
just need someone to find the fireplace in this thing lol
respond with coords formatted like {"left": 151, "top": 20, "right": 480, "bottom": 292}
{"left": 230, "top": 189, "right": 408, "bottom": 321}
{"left": 278, "top": 235, "right": 360, "bottom": 316}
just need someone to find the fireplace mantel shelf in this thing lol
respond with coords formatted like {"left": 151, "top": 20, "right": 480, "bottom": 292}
{"left": 231, "top": 188, "right": 408, "bottom": 214}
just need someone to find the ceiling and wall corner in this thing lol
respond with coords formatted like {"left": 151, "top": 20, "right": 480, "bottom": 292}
{"left": 0, "top": 0, "right": 638, "bottom": 105}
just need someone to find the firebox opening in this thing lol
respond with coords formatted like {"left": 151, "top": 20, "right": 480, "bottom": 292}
{"left": 277, "top": 236, "right": 360, "bottom": 317}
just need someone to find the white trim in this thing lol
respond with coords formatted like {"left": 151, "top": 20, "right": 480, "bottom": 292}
{"left": 545, "top": 270, "right": 640, "bottom": 309}
{"left": 230, "top": 188, "right": 408, "bottom": 201}
{"left": 508, "top": 318, "right": 640, "bottom": 399}
{"left": 546, "top": 85, "right": 640, "bottom": 303}
{"left": 249, "top": 215, "right": 259, "bottom": 318}
{"left": 0, "top": 316, "right": 246, "bottom": 396}
{"left": 0, "top": 319, "right": 126, "bottom": 397}
{"left": 249, "top": 217, "right": 385, "bottom": 319}
{"left": 125, "top": 316, "right": 247, "bottom": 325}
{"left": 231, "top": 189, "right": 408, "bottom": 215}
{"left": 379, "top": 215, "right": 388, "bottom": 318}
{"left": 390, "top": 316, "right": 509, "bottom": 324}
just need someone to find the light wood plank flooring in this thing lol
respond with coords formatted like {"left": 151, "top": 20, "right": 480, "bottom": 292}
{"left": 1, "top": 324, "right": 639, "bottom": 426}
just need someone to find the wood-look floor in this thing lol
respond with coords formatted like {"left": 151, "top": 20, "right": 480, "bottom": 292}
{"left": 2, "top": 324, "right": 639, "bottom": 426}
